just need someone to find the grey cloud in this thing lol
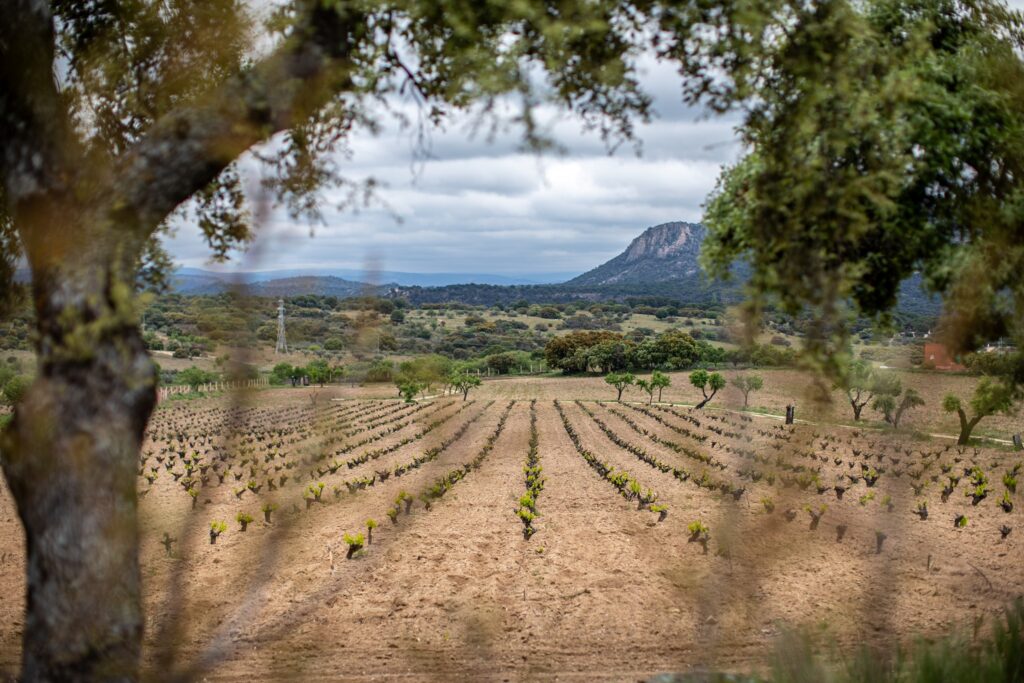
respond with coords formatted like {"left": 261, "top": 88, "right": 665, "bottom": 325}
{"left": 166, "top": 62, "right": 740, "bottom": 276}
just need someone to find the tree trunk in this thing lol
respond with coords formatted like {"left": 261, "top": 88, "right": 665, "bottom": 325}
{"left": 742, "top": 391, "right": 749, "bottom": 408}
{"left": 957, "top": 409, "right": 982, "bottom": 445}
{"left": 1, "top": 266, "right": 156, "bottom": 680}
{"left": 694, "top": 389, "right": 716, "bottom": 410}
{"left": 851, "top": 401, "right": 864, "bottom": 421}
{"left": 616, "top": 387, "right": 624, "bottom": 401}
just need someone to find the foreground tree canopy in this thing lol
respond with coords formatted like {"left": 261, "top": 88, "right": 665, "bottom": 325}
{"left": 2, "top": 0, "right": 1022, "bottom": 680}
{"left": 702, "top": 0, "right": 1024, "bottom": 397}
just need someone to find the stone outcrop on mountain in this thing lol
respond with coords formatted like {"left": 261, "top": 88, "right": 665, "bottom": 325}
{"left": 567, "top": 222, "right": 706, "bottom": 286}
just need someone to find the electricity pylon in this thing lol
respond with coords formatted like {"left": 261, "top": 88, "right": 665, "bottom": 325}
{"left": 275, "top": 298, "right": 288, "bottom": 354}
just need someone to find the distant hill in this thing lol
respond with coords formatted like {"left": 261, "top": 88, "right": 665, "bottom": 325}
{"left": 391, "top": 222, "right": 740, "bottom": 306}
{"left": 388, "top": 221, "right": 940, "bottom": 320}
{"left": 165, "top": 220, "right": 940, "bottom": 317}
{"left": 242, "top": 276, "right": 384, "bottom": 298}
{"left": 568, "top": 221, "right": 706, "bottom": 286}
{"left": 170, "top": 266, "right": 574, "bottom": 293}
{"left": 172, "top": 270, "right": 387, "bottom": 297}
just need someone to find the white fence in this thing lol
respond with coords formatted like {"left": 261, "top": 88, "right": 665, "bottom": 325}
{"left": 157, "top": 377, "right": 269, "bottom": 402}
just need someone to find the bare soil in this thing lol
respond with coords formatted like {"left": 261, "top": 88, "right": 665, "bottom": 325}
{"left": 0, "top": 383, "right": 1021, "bottom": 681}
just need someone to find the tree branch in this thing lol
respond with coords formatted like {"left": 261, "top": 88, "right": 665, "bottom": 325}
{"left": 109, "top": 1, "right": 366, "bottom": 236}
{"left": 0, "top": 1, "right": 77, "bottom": 249}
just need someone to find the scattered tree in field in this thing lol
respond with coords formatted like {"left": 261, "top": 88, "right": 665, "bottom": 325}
{"left": 605, "top": 372, "right": 636, "bottom": 401}
{"left": 397, "top": 381, "right": 425, "bottom": 404}
{"left": 943, "top": 379, "right": 1017, "bottom": 445}
{"left": 635, "top": 378, "right": 655, "bottom": 405}
{"left": 834, "top": 361, "right": 901, "bottom": 421}
{"left": 449, "top": 373, "right": 482, "bottom": 401}
{"left": 634, "top": 370, "right": 671, "bottom": 405}
{"left": 690, "top": 370, "right": 726, "bottom": 409}
{"left": 305, "top": 360, "right": 336, "bottom": 387}
{"left": 650, "top": 370, "right": 671, "bottom": 403}
{"left": 269, "top": 362, "right": 298, "bottom": 386}
{"left": 730, "top": 374, "right": 763, "bottom": 408}
{"left": 398, "top": 355, "right": 453, "bottom": 396}
{"left": 873, "top": 388, "right": 925, "bottom": 429}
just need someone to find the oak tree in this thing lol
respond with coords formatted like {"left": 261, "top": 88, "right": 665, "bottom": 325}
{"left": 730, "top": 374, "right": 763, "bottom": 408}
{"left": 690, "top": 369, "right": 726, "bottom": 409}
{"left": 0, "top": 1, "right": 685, "bottom": 677}
{"left": 700, "top": 0, "right": 1024, "bottom": 411}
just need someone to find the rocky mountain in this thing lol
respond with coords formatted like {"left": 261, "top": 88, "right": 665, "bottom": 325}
{"left": 568, "top": 222, "right": 707, "bottom": 286}
{"left": 391, "top": 222, "right": 738, "bottom": 306}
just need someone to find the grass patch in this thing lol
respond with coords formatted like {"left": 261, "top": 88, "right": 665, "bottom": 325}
{"left": 160, "top": 390, "right": 222, "bottom": 404}
{"left": 742, "top": 405, "right": 787, "bottom": 417}
{"left": 708, "top": 598, "right": 1024, "bottom": 682}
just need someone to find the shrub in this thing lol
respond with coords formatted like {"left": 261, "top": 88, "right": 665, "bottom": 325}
{"left": 343, "top": 532, "right": 365, "bottom": 559}
{"left": 304, "top": 482, "right": 325, "bottom": 508}
{"left": 1, "top": 375, "right": 30, "bottom": 405}
{"left": 804, "top": 504, "right": 827, "bottom": 530}
{"left": 236, "top": 512, "right": 254, "bottom": 531}
{"left": 261, "top": 503, "right": 278, "bottom": 523}
{"left": 687, "top": 520, "right": 710, "bottom": 553}
{"left": 209, "top": 521, "right": 227, "bottom": 544}
{"left": 649, "top": 503, "right": 669, "bottom": 522}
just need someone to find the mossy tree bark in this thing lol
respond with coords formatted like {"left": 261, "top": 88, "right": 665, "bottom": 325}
{"left": 0, "top": 3, "right": 362, "bottom": 677}
{"left": 1, "top": 247, "right": 157, "bottom": 679}
{"left": 955, "top": 407, "right": 983, "bottom": 445}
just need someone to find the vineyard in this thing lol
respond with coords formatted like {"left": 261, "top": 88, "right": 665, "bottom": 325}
{"left": 0, "top": 388, "right": 1021, "bottom": 680}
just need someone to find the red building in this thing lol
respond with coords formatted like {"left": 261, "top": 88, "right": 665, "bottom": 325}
{"left": 923, "top": 343, "right": 966, "bottom": 371}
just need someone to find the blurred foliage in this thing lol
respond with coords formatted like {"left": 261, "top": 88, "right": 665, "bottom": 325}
{"left": 700, "top": 0, "right": 1024, "bottom": 394}
{"left": 0, "top": 188, "right": 24, "bottom": 320}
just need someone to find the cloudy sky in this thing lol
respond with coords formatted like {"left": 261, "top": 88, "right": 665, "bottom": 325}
{"left": 166, "top": 53, "right": 743, "bottom": 279}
